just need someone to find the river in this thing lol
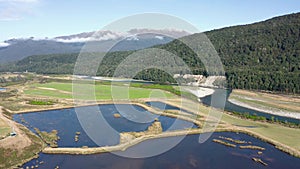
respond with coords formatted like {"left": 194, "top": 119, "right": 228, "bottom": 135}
{"left": 200, "top": 88, "right": 300, "bottom": 124}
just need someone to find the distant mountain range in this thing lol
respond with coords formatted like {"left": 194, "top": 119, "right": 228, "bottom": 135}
{"left": 54, "top": 28, "right": 190, "bottom": 43}
{"left": 1, "top": 12, "right": 299, "bottom": 93}
{"left": 0, "top": 29, "right": 190, "bottom": 63}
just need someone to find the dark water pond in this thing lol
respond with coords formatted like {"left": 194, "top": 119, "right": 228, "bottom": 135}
{"left": 14, "top": 102, "right": 300, "bottom": 169}
{"left": 145, "top": 101, "right": 193, "bottom": 114}
{"left": 13, "top": 104, "right": 197, "bottom": 147}
{"left": 21, "top": 132, "right": 300, "bottom": 169}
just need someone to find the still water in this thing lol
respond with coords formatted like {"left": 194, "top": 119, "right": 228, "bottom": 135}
{"left": 145, "top": 101, "right": 193, "bottom": 114}
{"left": 21, "top": 132, "right": 300, "bottom": 169}
{"left": 14, "top": 104, "right": 197, "bottom": 147}
{"left": 14, "top": 102, "right": 300, "bottom": 169}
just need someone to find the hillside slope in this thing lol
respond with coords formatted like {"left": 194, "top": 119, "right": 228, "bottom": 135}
{"left": 1, "top": 13, "right": 299, "bottom": 93}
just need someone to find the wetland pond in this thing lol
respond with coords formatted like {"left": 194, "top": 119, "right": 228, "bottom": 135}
{"left": 21, "top": 132, "right": 300, "bottom": 169}
{"left": 14, "top": 104, "right": 197, "bottom": 147}
{"left": 13, "top": 103, "right": 300, "bottom": 169}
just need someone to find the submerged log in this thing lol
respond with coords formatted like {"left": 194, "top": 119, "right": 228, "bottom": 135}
{"left": 213, "top": 139, "right": 236, "bottom": 148}
{"left": 218, "top": 136, "right": 247, "bottom": 144}
{"left": 252, "top": 157, "right": 268, "bottom": 166}
{"left": 240, "top": 145, "right": 265, "bottom": 151}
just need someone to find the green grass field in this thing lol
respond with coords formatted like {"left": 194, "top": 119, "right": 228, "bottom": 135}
{"left": 0, "top": 118, "right": 10, "bottom": 138}
{"left": 0, "top": 125, "right": 45, "bottom": 169}
{"left": 0, "top": 128, "right": 10, "bottom": 138}
{"left": 18, "top": 81, "right": 300, "bottom": 156}
{"left": 222, "top": 113, "right": 300, "bottom": 151}
{"left": 24, "top": 82, "right": 176, "bottom": 100}
{"left": 166, "top": 99, "right": 300, "bottom": 153}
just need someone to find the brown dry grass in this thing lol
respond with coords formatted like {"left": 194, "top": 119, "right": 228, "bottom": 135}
{"left": 231, "top": 89, "right": 300, "bottom": 113}
{"left": 0, "top": 115, "right": 10, "bottom": 138}
{"left": 0, "top": 107, "right": 45, "bottom": 168}
{"left": 0, "top": 107, "right": 32, "bottom": 150}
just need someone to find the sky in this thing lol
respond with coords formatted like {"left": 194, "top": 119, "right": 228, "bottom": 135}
{"left": 0, "top": 0, "right": 299, "bottom": 42}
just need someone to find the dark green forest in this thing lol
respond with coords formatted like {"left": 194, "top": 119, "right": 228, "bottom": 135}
{"left": 206, "top": 12, "right": 300, "bottom": 93}
{"left": 0, "top": 13, "right": 299, "bottom": 93}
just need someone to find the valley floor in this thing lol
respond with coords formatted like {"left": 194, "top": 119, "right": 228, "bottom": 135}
{"left": 0, "top": 107, "right": 44, "bottom": 168}
{"left": 0, "top": 75, "right": 300, "bottom": 168}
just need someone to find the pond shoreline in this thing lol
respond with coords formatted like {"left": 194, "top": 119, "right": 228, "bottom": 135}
{"left": 11, "top": 99, "right": 300, "bottom": 168}
{"left": 41, "top": 127, "right": 300, "bottom": 158}
{"left": 228, "top": 98, "right": 300, "bottom": 120}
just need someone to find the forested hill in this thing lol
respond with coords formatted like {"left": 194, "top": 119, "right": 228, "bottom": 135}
{"left": 206, "top": 12, "right": 299, "bottom": 73}
{"left": 172, "top": 12, "right": 300, "bottom": 93}
{"left": 212, "top": 12, "right": 300, "bottom": 93}
{"left": 1, "top": 13, "right": 299, "bottom": 93}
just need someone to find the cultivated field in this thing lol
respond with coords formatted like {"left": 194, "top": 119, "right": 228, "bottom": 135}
{"left": 24, "top": 82, "right": 176, "bottom": 100}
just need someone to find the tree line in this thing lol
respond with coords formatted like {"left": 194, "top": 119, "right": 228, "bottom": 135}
{"left": 0, "top": 13, "right": 299, "bottom": 93}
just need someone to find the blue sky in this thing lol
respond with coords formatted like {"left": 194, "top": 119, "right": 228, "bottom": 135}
{"left": 0, "top": 0, "right": 299, "bottom": 41}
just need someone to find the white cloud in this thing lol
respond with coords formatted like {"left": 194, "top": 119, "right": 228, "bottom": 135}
{"left": 155, "top": 35, "right": 164, "bottom": 40}
{"left": 55, "top": 31, "right": 128, "bottom": 43}
{"left": 55, "top": 37, "right": 96, "bottom": 43}
{"left": 0, "top": 42, "right": 10, "bottom": 47}
{"left": 0, "top": 0, "right": 39, "bottom": 21}
{"left": 55, "top": 34, "right": 122, "bottom": 43}
{"left": 126, "top": 35, "right": 139, "bottom": 41}
{"left": 0, "top": 0, "right": 38, "bottom": 3}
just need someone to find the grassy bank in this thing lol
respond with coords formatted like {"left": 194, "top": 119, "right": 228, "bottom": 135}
{"left": 229, "top": 89, "right": 300, "bottom": 113}
{"left": 0, "top": 124, "right": 45, "bottom": 168}
{"left": 30, "top": 99, "right": 300, "bottom": 158}
{"left": 0, "top": 117, "right": 10, "bottom": 139}
{"left": 164, "top": 98, "right": 300, "bottom": 157}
